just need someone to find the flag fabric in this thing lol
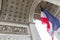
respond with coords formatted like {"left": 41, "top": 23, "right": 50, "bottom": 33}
{"left": 40, "top": 7, "right": 60, "bottom": 40}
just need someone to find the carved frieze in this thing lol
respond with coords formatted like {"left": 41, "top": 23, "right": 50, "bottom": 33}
{"left": 0, "top": 25, "right": 28, "bottom": 35}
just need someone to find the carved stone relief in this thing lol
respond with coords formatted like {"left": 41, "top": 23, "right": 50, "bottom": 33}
{"left": 0, "top": 25, "right": 28, "bottom": 35}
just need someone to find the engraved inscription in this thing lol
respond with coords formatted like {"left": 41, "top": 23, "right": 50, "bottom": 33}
{"left": 0, "top": 25, "right": 28, "bottom": 35}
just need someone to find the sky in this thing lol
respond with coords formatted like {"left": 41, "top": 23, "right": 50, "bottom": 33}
{"left": 33, "top": 19, "right": 58, "bottom": 40}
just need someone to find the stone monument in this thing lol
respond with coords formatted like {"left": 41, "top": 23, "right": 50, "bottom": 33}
{"left": 0, "top": 0, "right": 41, "bottom": 40}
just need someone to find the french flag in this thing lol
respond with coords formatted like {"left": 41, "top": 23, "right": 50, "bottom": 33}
{"left": 40, "top": 7, "right": 60, "bottom": 40}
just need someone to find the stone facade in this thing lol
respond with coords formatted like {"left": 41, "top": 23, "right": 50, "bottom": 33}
{"left": 0, "top": 0, "right": 41, "bottom": 40}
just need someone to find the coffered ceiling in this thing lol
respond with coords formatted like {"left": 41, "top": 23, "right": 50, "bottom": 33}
{"left": 0, "top": 0, "right": 34, "bottom": 24}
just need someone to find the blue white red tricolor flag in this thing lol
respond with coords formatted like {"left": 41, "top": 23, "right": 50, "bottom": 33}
{"left": 40, "top": 7, "right": 60, "bottom": 40}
